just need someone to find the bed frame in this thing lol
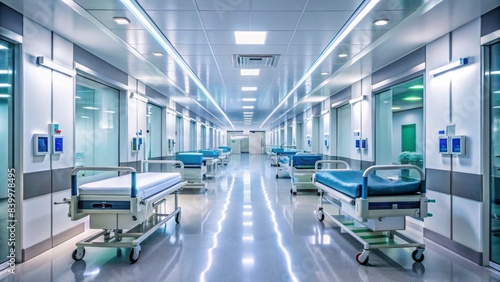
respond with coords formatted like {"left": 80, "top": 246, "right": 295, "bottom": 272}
{"left": 313, "top": 161, "right": 434, "bottom": 265}
{"left": 54, "top": 160, "right": 187, "bottom": 264}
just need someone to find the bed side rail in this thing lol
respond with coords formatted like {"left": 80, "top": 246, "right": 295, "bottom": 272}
{"left": 71, "top": 167, "right": 137, "bottom": 197}
{"left": 361, "top": 165, "right": 425, "bottom": 199}
{"left": 141, "top": 160, "right": 185, "bottom": 180}
{"left": 314, "top": 160, "right": 351, "bottom": 172}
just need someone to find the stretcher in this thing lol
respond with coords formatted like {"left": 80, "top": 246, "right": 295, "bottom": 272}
{"left": 288, "top": 153, "right": 322, "bottom": 195}
{"left": 177, "top": 152, "right": 207, "bottom": 189}
{"left": 275, "top": 150, "right": 301, "bottom": 178}
{"left": 218, "top": 146, "right": 231, "bottom": 165}
{"left": 199, "top": 149, "right": 220, "bottom": 178}
{"left": 313, "top": 161, "right": 434, "bottom": 265}
{"left": 54, "top": 160, "right": 187, "bottom": 264}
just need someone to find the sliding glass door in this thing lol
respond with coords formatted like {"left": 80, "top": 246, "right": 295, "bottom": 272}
{"left": 0, "top": 39, "right": 14, "bottom": 268}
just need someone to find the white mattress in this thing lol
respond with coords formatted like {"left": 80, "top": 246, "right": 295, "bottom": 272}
{"left": 79, "top": 172, "right": 182, "bottom": 199}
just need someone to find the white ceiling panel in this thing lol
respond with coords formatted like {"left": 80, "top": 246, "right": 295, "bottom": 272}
{"left": 195, "top": 0, "right": 250, "bottom": 11}
{"left": 206, "top": 30, "right": 294, "bottom": 45}
{"left": 286, "top": 44, "right": 326, "bottom": 56}
{"left": 305, "top": 0, "right": 363, "bottom": 11}
{"left": 251, "top": 0, "right": 307, "bottom": 11}
{"left": 210, "top": 44, "right": 288, "bottom": 56}
{"left": 160, "top": 30, "right": 210, "bottom": 45}
{"left": 297, "top": 11, "right": 354, "bottom": 30}
{"left": 74, "top": 0, "right": 126, "bottom": 10}
{"left": 200, "top": 11, "right": 251, "bottom": 30}
{"left": 147, "top": 11, "right": 203, "bottom": 30}
{"left": 110, "top": 29, "right": 152, "bottom": 45}
{"left": 280, "top": 55, "right": 317, "bottom": 65}
{"left": 250, "top": 12, "right": 302, "bottom": 31}
{"left": 290, "top": 30, "right": 339, "bottom": 45}
{"left": 138, "top": 0, "right": 197, "bottom": 10}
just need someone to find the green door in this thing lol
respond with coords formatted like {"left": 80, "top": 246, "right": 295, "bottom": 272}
{"left": 401, "top": 124, "right": 416, "bottom": 152}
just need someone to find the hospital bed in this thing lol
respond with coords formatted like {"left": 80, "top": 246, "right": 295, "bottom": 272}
{"left": 177, "top": 152, "right": 207, "bottom": 189}
{"left": 313, "top": 161, "right": 434, "bottom": 265}
{"left": 218, "top": 146, "right": 231, "bottom": 165}
{"left": 275, "top": 150, "right": 299, "bottom": 178}
{"left": 199, "top": 149, "right": 220, "bottom": 178}
{"left": 288, "top": 153, "right": 322, "bottom": 195}
{"left": 54, "top": 160, "right": 187, "bottom": 264}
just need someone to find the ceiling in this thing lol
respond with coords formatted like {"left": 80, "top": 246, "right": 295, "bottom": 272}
{"left": 3, "top": 0, "right": 500, "bottom": 130}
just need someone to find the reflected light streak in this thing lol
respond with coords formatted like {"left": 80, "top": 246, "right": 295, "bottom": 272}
{"left": 200, "top": 176, "right": 235, "bottom": 282}
{"left": 260, "top": 177, "right": 299, "bottom": 282}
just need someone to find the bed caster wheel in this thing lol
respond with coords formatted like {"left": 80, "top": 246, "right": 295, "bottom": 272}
{"left": 317, "top": 209, "right": 325, "bottom": 222}
{"left": 356, "top": 253, "right": 369, "bottom": 265}
{"left": 129, "top": 247, "right": 141, "bottom": 264}
{"left": 412, "top": 250, "right": 425, "bottom": 263}
{"left": 72, "top": 248, "right": 85, "bottom": 261}
{"left": 175, "top": 212, "right": 182, "bottom": 224}
{"left": 292, "top": 191, "right": 297, "bottom": 196}
{"left": 276, "top": 174, "right": 278, "bottom": 178}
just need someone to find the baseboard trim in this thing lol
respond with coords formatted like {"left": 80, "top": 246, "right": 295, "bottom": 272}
{"left": 22, "top": 238, "right": 51, "bottom": 262}
{"left": 53, "top": 223, "right": 85, "bottom": 247}
{"left": 424, "top": 228, "right": 483, "bottom": 265}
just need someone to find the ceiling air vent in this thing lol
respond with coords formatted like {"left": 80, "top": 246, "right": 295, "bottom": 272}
{"left": 232, "top": 54, "right": 281, "bottom": 68}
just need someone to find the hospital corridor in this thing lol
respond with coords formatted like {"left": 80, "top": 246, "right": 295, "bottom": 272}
{"left": 1, "top": 0, "right": 500, "bottom": 281}
{"left": 1, "top": 154, "right": 499, "bottom": 281}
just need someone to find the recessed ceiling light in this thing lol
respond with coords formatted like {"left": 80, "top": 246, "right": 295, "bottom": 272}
{"left": 403, "top": 97, "right": 422, "bottom": 101}
{"left": 243, "top": 106, "right": 254, "bottom": 109}
{"left": 234, "top": 31, "right": 267, "bottom": 45}
{"left": 83, "top": 106, "right": 99, "bottom": 110}
{"left": 391, "top": 107, "right": 401, "bottom": 110}
{"left": 241, "top": 69, "right": 260, "bottom": 76}
{"left": 242, "top": 87, "right": 257, "bottom": 91}
{"left": 112, "top": 17, "right": 131, "bottom": 25}
{"left": 242, "top": 98, "right": 256, "bottom": 102}
{"left": 373, "top": 19, "right": 389, "bottom": 26}
{"left": 152, "top": 52, "right": 163, "bottom": 56}
{"left": 338, "top": 53, "right": 348, "bottom": 58}
{"left": 320, "top": 72, "right": 328, "bottom": 76}
{"left": 243, "top": 112, "right": 253, "bottom": 114}
{"left": 409, "top": 85, "right": 424, "bottom": 89}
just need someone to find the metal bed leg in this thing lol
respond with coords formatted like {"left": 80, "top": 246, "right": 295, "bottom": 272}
{"left": 317, "top": 189, "right": 325, "bottom": 222}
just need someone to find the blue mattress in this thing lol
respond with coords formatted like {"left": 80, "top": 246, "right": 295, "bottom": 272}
{"left": 315, "top": 170, "right": 421, "bottom": 198}
{"left": 292, "top": 155, "right": 321, "bottom": 168}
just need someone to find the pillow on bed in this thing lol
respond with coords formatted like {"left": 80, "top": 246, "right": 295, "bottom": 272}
{"left": 315, "top": 170, "right": 421, "bottom": 198}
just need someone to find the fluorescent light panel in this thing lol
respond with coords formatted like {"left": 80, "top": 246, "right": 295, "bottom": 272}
{"left": 234, "top": 31, "right": 267, "bottom": 45}
{"left": 241, "top": 69, "right": 260, "bottom": 76}
{"left": 0, "top": 70, "right": 12, "bottom": 74}
{"left": 338, "top": 53, "right": 348, "bottom": 58}
{"left": 0, "top": 94, "right": 10, "bottom": 98}
{"left": 261, "top": 0, "right": 380, "bottom": 128}
{"left": 243, "top": 106, "right": 254, "bottom": 109}
{"left": 429, "top": 58, "right": 468, "bottom": 76}
{"left": 242, "top": 98, "right": 256, "bottom": 102}
{"left": 121, "top": 0, "right": 234, "bottom": 129}
{"left": 403, "top": 97, "right": 422, "bottom": 101}
{"left": 242, "top": 87, "right": 257, "bottom": 91}
{"left": 112, "top": 17, "right": 130, "bottom": 25}
{"left": 152, "top": 51, "right": 163, "bottom": 56}
{"left": 0, "top": 83, "right": 12, "bottom": 87}
{"left": 243, "top": 112, "right": 253, "bottom": 114}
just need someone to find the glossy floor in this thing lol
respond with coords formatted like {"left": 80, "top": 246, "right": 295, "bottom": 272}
{"left": 2, "top": 154, "right": 500, "bottom": 281}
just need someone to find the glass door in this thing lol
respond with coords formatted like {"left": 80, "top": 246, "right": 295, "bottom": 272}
{"left": 489, "top": 42, "right": 500, "bottom": 265}
{"left": 0, "top": 39, "right": 14, "bottom": 267}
